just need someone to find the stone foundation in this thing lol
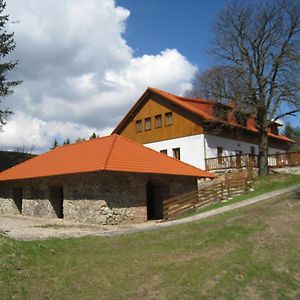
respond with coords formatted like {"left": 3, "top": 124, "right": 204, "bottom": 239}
{"left": 22, "top": 199, "right": 58, "bottom": 219}
{"left": 0, "top": 198, "right": 21, "bottom": 215}
{"left": 0, "top": 171, "right": 197, "bottom": 225}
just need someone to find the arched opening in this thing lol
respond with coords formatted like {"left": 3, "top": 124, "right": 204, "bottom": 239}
{"left": 146, "top": 181, "right": 169, "bottom": 220}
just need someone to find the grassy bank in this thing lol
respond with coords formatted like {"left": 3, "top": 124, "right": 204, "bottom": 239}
{"left": 1, "top": 187, "right": 300, "bottom": 299}
{"left": 181, "top": 173, "right": 300, "bottom": 218}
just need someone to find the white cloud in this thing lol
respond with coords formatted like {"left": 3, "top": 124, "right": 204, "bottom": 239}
{"left": 2, "top": 0, "right": 197, "bottom": 152}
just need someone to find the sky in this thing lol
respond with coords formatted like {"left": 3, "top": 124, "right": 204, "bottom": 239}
{"left": 0, "top": 0, "right": 298, "bottom": 153}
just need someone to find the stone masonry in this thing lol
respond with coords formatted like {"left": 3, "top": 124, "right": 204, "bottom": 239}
{"left": 0, "top": 171, "right": 197, "bottom": 225}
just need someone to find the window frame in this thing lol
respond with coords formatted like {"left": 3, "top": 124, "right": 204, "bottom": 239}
{"left": 155, "top": 114, "right": 162, "bottom": 128}
{"left": 165, "top": 112, "right": 173, "bottom": 127}
{"left": 172, "top": 147, "right": 180, "bottom": 160}
{"left": 144, "top": 117, "right": 152, "bottom": 131}
{"left": 135, "top": 120, "right": 142, "bottom": 133}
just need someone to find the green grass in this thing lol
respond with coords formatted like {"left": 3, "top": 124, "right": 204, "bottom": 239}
{"left": 1, "top": 188, "right": 300, "bottom": 299}
{"left": 179, "top": 173, "right": 300, "bottom": 218}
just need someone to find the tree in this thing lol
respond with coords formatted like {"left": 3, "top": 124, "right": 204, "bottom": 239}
{"left": 186, "top": 66, "right": 246, "bottom": 104}
{"left": 283, "top": 122, "right": 300, "bottom": 151}
{"left": 283, "top": 122, "right": 295, "bottom": 139}
{"left": 0, "top": 0, "right": 21, "bottom": 130}
{"left": 195, "top": 0, "right": 300, "bottom": 175}
{"left": 63, "top": 138, "right": 70, "bottom": 145}
{"left": 186, "top": 66, "right": 250, "bottom": 122}
{"left": 75, "top": 137, "right": 86, "bottom": 143}
{"left": 50, "top": 139, "right": 59, "bottom": 150}
{"left": 89, "top": 132, "right": 98, "bottom": 140}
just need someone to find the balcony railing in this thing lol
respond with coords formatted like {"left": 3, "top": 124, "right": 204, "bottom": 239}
{"left": 268, "top": 151, "right": 300, "bottom": 168}
{"left": 205, "top": 151, "right": 300, "bottom": 171}
{"left": 205, "top": 154, "right": 258, "bottom": 171}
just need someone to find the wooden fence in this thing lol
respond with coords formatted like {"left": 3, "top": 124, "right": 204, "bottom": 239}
{"left": 205, "top": 151, "right": 300, "bottom": 171}
{"left": 163, "top": 170, "right": 252, "bottom": 220}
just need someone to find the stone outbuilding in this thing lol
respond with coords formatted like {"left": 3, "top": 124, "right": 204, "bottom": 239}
{"left": 0, "top": 134, "right": 214, "bottom": 225}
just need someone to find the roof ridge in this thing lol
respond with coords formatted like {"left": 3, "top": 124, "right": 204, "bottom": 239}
{"left": 102, "top": 134, "right": 118, "bottom": 170}
{"left": 178, "top": 97, "right": 213, "bottom": 104}
{"left": 116, "top": 134, "right": 215, "bottom": 177}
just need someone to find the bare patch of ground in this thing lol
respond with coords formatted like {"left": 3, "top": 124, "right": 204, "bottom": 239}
{"left": 0, "top": 184, "right": 299, "bottom": 241}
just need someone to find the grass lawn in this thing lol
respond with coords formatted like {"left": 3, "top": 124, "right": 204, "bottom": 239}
{"left": 1, "top": 187, "right": 300, "bottom": 299}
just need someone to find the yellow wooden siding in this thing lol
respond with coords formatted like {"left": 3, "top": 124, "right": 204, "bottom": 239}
{"left": 120, "top": 97, "right": 203, "bottom": 144}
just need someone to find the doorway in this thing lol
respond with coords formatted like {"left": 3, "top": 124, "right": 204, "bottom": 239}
{"left": 49, "top": 186, "right": 64, "bottom": 218}
{"left": 12, "top": 188, "right": 23, "bottom": 213}
{"left": 146, "top": 181, "right": 169, "bottom": 220}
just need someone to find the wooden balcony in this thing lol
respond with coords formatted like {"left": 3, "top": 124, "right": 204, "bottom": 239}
{"left": 268, "top": 151, "right": 300, "bottom": 168}
{"left": 205, "top": 151, "right": 300, "bottom": 171}
{"left": 205, "top": 154, "right": 258, "bottom": 171}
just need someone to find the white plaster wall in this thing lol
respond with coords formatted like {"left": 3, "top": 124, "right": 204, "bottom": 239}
{"left": 145, "top": 133, "right": 286, "bottom": 171}
{"left": 144, "top": 134, "right": 206, "bottom": 169}
{"left": 205, "top": 134, "right": 284, "bottom": 158}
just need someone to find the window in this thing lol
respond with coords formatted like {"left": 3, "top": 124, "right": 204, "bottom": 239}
{"left": 165, "top": 112, "right": 173, "bottom": 126}
{"left": 172, "top": 147, "right": 180, "bottom": 160}
{"left": 250, "top": 146, "right": 255, "bottom": 156}
{"left": 160, "top": 149, "right": 167, "bottom": 155}
{"left": 155, "top": 114, "right": 162, "bottom": 128}
{"left": 135, "top": 120, "right": 142, "bottom": 132}
{"left": 144, "top": 117, "right": 151, "bottom": 131}
{"left": 217, "top": 147, "right": 223, "bottom": 164}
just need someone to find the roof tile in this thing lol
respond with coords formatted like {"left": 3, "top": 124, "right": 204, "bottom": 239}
{"left": 0, "top": 134, "right": 215, "bottom": 181}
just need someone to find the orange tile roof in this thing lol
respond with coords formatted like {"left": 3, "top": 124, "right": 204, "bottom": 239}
{"left": 0, "top": 134, "right": 215, "bottom": 181}
{"left": 112, "top": 87, "right": 294, "bottom": 143}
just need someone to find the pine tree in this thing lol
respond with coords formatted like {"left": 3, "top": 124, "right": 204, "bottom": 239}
{"left": 89, "top": 132, "right": 97, "bottom": 139}
{"left": 0, "top": 0, "right": 21, "bottom": 129}
{"left": 51, "top": 139, "right": 59, "bottom": 149}
{"left": 283, "top": 123, "right": 294, "bottom": 139}
{"left": 63, "top": 138, "right": 70, "bottom": 145}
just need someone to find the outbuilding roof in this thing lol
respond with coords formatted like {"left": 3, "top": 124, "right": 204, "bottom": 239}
{"left": 0, "top": 134, "right": 215, "bottom": 181}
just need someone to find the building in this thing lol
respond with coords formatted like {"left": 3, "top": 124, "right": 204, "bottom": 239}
{"left": 113, "top": 87, "right": 293, "bottom": 170}
{"left": 0, "top": 134, "right": 214, "bottom": 224}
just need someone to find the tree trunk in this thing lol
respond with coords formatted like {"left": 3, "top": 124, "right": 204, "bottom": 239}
{"left": 258, "top": 127, "right": 269, "bottom": 175}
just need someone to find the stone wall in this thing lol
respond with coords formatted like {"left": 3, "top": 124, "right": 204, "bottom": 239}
{"left": 0, "top": 171, "right": 197, "bottom": 225}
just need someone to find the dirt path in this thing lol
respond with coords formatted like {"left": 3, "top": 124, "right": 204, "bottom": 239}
{"left": 1, "top": 184, "right": 299, "bottom": 241}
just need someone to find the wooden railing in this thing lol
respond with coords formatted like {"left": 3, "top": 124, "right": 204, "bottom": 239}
{"left": 268, "top": 151, "right": 300, "bottom": 168}
{"left": 163, "top": 170, "right": 252, "bottom": 220}
{"left": 205, "top": 154, "right": 258, "bottom": 171}
{"left": 205, "top": 151, "right": 300, "bottom": 171}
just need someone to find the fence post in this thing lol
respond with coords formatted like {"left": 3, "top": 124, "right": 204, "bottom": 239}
{"left": 226, "top": 173, "right": 230, "bottom": 198}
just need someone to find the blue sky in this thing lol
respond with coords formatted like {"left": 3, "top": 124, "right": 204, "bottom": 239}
{"left": 117, "top": 0, "right": 228, "bottom": 71}
{"left": 117, "top": 0, "right": 300, "bottom": 128}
